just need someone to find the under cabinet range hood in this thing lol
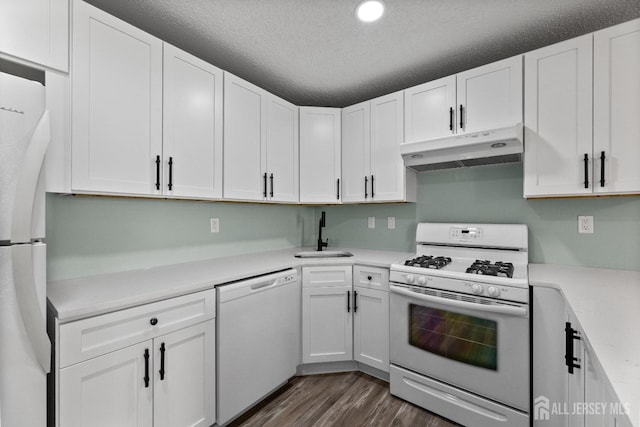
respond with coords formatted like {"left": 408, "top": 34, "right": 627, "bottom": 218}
{"left": 400, "top": 124, "right": 524, "bottom": 172}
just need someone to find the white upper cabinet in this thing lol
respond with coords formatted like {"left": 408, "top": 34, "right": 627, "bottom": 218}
{"left": 370, "top": 92, "right": 414, "bottom": 202}
{"left": 71, "top": 0, "right": 163, "bottom": 195}
{"left": 223, "top": 73, "right": 266, "bottom": 201}
{"left": 593, "top": 18, "right": 640, "bottom": 195}
{"left": 403, "top": 56, "right": 522, "bottom": 144}
{"left": 224, "top": 74, "right": 299, "bottom": 202}
{"left": 299, "top": 107, "right": 342, "bottom": 203}
{"left": 163, "top": 44, "right": 223, "bottom": 199}
{"left": 524, "top": 34, "right": 593, "bottom": 197}
{"left": 525, "top": 18, "right": 640, "bottom": 198}
{"left": 265, "top": 94, "right": 299, "bottom": 202}
{"left": 456, "top": 56, "right": 523, "bottom": 133}
{"left": 404, "top": 76, "right": 456, "bottom": 143}
{"left": 342, "top": 92, "right": 415, "bottom": 203}
{"left": 0, "top": 0, "right": 69, "bottom": 71}
{"left": 341, "top": 102, "right": 371, "bottom": 202}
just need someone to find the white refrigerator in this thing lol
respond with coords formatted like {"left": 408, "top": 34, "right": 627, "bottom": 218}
{"left": 0, "top": 71, "right": 52, "bottom": 426}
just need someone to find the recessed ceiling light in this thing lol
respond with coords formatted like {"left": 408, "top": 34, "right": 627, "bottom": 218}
{"left": 356, "top": 0, "right": 385, "bottom": 23}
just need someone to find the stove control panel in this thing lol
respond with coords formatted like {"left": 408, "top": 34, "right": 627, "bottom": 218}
{"left": 450, "top": 227, "right": 483, "bottom": 242}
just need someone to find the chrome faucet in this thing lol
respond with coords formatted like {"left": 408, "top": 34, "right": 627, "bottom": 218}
{"left": 317, "top": 211, "right": 328, "bottom": 251}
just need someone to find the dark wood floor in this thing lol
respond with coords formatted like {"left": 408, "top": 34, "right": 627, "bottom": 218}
{"left": 229, "top": 371, "right": 460, "bottom": 427}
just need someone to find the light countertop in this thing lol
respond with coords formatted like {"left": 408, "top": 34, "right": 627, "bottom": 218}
{"left": 47, "top": 247, "right": 413, "bottom": 322}
{"left": 529, "top": 264, "right": 640, "bottom": 427}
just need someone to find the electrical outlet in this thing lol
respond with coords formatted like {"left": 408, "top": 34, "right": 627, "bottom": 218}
{"left": 388, "top": 216, "right": 396, "bottom": 229}
{"left": 578, "top": 216, "right": 593, "bottom": 234}
{"left": 210, "top": 218, "right": 220, "bottom": 233}
{"left": 368, "top": 217, "right": 375, "bottom": 229}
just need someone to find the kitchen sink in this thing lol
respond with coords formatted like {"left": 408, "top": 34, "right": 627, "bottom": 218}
{"left": 294, "top": 251, "right": 353, "bottom": 258}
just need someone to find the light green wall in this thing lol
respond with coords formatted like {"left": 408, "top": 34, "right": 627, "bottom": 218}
{"left": 47, "top": 163, "right": 640, "bottom": 281}
{"left": 46, "top": 194, "right": 316, "bottom": 280}
{"left": 317, "top": 164, "right": 640, "bottom": 271}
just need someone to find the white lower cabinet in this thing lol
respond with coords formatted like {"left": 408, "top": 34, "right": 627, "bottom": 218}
{"left": 302, "top": 265, "right": 390, "bottom": 373}
{"left": 55, "top": 290, "right": 216, "bottom": 427}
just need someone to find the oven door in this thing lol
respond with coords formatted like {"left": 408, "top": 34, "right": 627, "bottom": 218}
{"left": 390, "top": 283, "right": 529, "bottom": 412}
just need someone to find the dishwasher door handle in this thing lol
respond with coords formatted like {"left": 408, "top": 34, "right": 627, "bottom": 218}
{"left": 250, "top": 279, "right": 279, "bottom": 291}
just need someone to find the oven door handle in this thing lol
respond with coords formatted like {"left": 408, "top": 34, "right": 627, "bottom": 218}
{"left": 390, "top": 285, "right": 528, "bottom": 317}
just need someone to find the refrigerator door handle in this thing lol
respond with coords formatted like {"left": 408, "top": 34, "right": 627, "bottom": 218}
{"left": 12, "top": 244, "right": 51, "bottom": 373}
{"left": 10, "top": 111, "right": 50, "bottom": 243}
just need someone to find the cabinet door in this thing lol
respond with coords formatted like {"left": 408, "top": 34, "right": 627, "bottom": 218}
{"left": 457, "top": 56, "right": 522, "bottom": 133}
{"left": 0, "top": 0, "right": 68, "bottom": 71}
{"left": 154, "top": 321, "right": 216, "bottom": 427}
{"left": 59, "top": 341, "right": 153, "bottom": 427}
{"left": 341, "top": 101, "right": 370, "bottom": 203}
{"left": 223, "top": 73, "right": 266, "bottom": 200}
{"left": 299, "top": 107, "right": 342, "bottom": 203}
{"left": 71, "top": 0, "right": 163, "bottom": 195}
{"left": 370, "top": 91, "right": 406, "bottom": 202}
{"left": 302, "top": 286, "right": 353, "bottom": 363}
{"left": 524, "top": 35, "right": 593, "bottom": 197}
{"left": 353, "top": 287, "right": 389, "bottom": 372}
{"left": 404, "top": 75, "right": 456, "bottom": 143}
{"left": 593, "top": 18, "right": 640, "bottom": 194}
{"left": 163, "top": 44, "right": 223, "bottom": 199}
{"left": 265, "top": 94, "right": 299, "bottom": 202}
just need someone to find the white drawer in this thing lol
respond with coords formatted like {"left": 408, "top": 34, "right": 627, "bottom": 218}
{"left": 59, "top": 289, "right": 216, "bottom": 368}
{"left": 302, "top": 266, "right": 352, "bottom": 288}
{"left": 354, "top": 265, "right": 389, "bottom": 291}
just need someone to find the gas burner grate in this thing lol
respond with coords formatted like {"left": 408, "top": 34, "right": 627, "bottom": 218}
{"left": 403, "top": 255, "right": 452, "bottom": 270}
{"left": 466, "top": 260, "right": 514, "bottom": 278}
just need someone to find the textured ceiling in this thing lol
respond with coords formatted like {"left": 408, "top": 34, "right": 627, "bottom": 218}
{"left": 85, "top": 0, "right": 640, "bottom": 107}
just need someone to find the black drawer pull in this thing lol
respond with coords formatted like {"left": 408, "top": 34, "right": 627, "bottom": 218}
{"left": 459, "top": 105, "right": 464, "bottom": 129}
{"left": 353, "top": 290, "right": 358, "bottom": 313}
{"left": 337, "top": 179, "right": 340, "bottom": 200}
{"left": 583, "top": 153, "right": 589, "bottom": 189}
{"left": 168, "top": 157, "right": 173, "bottom": 191}
{"left": 364, "top": 176, "right": 368, "bottom": 199}
{"left": 269, "top": 173, "right": 274, "bottom": 197}
{"left": 565, "top": 322, "right": 581, "bottom": 374}
{"left": 149, "top": 317, "right": 158, "bottom": 326}
{"left": 347, "top": 290, "right": 350, "bottom": 313}
{"left": 600, "top": 151, "right": 605, "bottom": 187}
{"left": 143, "top": 348, "right": 150, "bottom": 387}
{"left": 449, "top": 107, "right": 454, "bottom": 131}
{"left": 367, "top": 275, "right": 372, "bottom": 281}
{"left": 263, "top": 173, "right": 267, "bottom": 198}
{"left": 155, "top": 155, "right": 160, "bottom": 190}
{"left": 159, "top": 342, "right": 166, "bottom": 380}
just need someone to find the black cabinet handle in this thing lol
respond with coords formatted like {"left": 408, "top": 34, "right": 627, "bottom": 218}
{"left": 263, "top": 173, "right": 267, "bottom": 198}
{"left": 364, "top": 176, "right": 368, "bottom": 199}
{"left": 449, "top": 107, "right": 454, "bottom": 131}
{"left": 584, "top": 153, "right": 589, "bottom": 189}
{"left": 143, "top": 348, "right": 150, "bottom": 387}
{"left": 600, "top": 151, "right": 605, "bottom": 187}
{"left": 353, "top": 290, "right": 358, "bottom": 313}
{"left": 149, "top": 317, "right": 158, "bottom": 326}
{"left": 337, "top": 179, "right": 340, "bottom": 200}
{"left": 347, "top": 290, "right": 350, "bottom": 313}
{"left": 459, "top": 105, "right": 464, "bottom": 129}
{"left": 155, "top": 155, "right": 160, "bottom": 191}
{"left": 159, "top": 342, "right": 166, "bottom": 380}
{"left": 269, "top": 173, "right": 274, "bottom": 198}
{"left": 371, "top": 175, "right": 374, "bottom": 199}
{"left": 367, "top": 275, "right": 372, "bottom": 281}
{"left": 565, "top": 322, "right": 581, "bottom": 374}
{"left": 168, "top": 157, "right": 173, "bottom": 191}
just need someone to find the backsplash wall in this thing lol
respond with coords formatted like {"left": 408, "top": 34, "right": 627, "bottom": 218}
{"left": 46, "top": 194, "right": 316, "bottom": 280}
{"left": 318, "top": 164, "right": 640, "bottom": 271}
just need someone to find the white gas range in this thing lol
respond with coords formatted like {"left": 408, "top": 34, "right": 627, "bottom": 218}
{"left": 389, "top": 223, "right": 530, "bottom": 427}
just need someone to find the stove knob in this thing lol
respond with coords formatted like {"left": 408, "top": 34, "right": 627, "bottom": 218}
{"left": 406, "top": 274, "right": 415, "bottom": 284}
{"left": 471, "top": 284, "right": 484, "bottom": 294}
{"left": 417, "top": 276, "right": 426, "bottom": 285}
{"left": 488, "top": 286, "right": 500, "bottom": 297}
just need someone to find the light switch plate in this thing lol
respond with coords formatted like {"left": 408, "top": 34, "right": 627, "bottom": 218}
{"left": 368, "top": 217, "right": 375, "bottom": 229}
{"left": 210, "top": 218, "right": 220, "bottom": 233}
{"left": 388, "top": 217, "right": 396, "bottom": 229}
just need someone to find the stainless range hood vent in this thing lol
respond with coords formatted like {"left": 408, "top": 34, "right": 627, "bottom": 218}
{"left": 401, "top": 124, "right": 523, "bottom": 172}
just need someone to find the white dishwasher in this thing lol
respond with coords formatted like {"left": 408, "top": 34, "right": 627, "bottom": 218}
{"left": 217, "top": 268, "right": 300, "bottom": 426}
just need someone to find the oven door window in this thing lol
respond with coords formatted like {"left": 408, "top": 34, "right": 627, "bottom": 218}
{"left": 409, "top": 304, "right": 497, "bottom": 370}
